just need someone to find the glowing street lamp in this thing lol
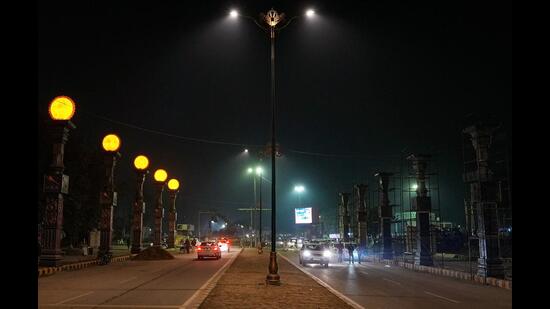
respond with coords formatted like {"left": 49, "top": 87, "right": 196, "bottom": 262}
{"left": 40, "top": 96, "right": 77, "bottom": 267}
{"left": 229, "top": 9, "right": 238, "bottom": 18}
{"left": 98, "top": 134, "right": 121, "bottom": 260}
{"left": 167, "top": 178, "right": 180, "bottom": 248}
{"left": 131, "top": 154, "right": 149, "bottom": 254}
{"left": 306, "top": 9, "right": 315, "bottom": 17}
{"left": 153, "top": 169, "right": 168, "bottom": 247}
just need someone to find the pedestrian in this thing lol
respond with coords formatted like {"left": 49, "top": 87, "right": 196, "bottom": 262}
{"left": 126, "top": 237, "right": 131, "bottom": 250}
{"left": 347, "top": 243, "right": 355, "bottom": 264}
{"left": 185, "top": 238, "right": 191, "bottom": 254}
{"left": 357, "top": 245, "right": 363, "bottom": 264}
{"left": 337, "top": 242, "right": 344, "bottom": 263}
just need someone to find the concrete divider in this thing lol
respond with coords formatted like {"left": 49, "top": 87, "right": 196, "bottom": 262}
{"left": 367, "top": 257, "right": 511, "bottom": 290}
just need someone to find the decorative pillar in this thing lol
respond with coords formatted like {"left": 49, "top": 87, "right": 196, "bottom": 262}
{"left": 167, "top": 179, "right": 180, "bottom": 249}
{"left": 375, "top": 173, "right": 393, "bottom": 260}
{"left": 340, "top": 192, "right": 351, "bottom": 242}
{"left": 98, "top": 146, "right": 120, "bottom": 256}
{"left": 153, "top": 182, "right": 165, "bottom": 247}
{"left": 131, "top": 155, "right": 149, "bottom": 254}
{"left": 464, "top": 124, "right": 504, "bottom": 278}
{"left": 354, "top": 184, "right": 368, "bottom": 248}
{"left": 40, "top": 120, "right": 75, "bottom": 267}
{"left": 408, "top": 154, "right": 433, "bottom": 266}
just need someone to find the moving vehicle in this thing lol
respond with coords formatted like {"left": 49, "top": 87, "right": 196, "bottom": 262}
{"left": 299, "top": 243, "right": 331, "bottom": 267}
{"left": 218, "top": 238, "right": 230, "bottom": 252}
{"left": 197, "top": 241, "right": 221, "bottom": 260}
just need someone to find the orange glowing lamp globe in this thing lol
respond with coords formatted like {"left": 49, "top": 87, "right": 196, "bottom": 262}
{"left": 154, "top": 169, "right": 168, "bottom": 182}
{"left": 168, "top": 179, "right": 180, "bottom": 190}
{"left": 102, "top": 134, "right": 121, "bottom": 152}
{"left": 134, "top": 155, "right": 149, "bottom": 170}
{"left": 49, "top": 96, "right": 76, "bottom": 120}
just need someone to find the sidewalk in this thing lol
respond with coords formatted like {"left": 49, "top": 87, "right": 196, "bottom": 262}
{"left": 200, "top": 248, "right": 353, "bottom": 309}
{"left": 38, "top": 246, "right": 133, "bottom": 277}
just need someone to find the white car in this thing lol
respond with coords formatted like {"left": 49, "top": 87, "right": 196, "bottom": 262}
{"left": 196, "top": 242, "right": 221, "bottom": 260}
{"left": 299, "top": 243, "right": 331, "bottom": 267}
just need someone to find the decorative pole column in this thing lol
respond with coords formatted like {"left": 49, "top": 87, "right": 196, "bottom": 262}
{"left": 167, "top": 179, "right": 180, "bottom": 249}
{"left": 153, "top": 169, "right": 168, "bottom": 247}
{"left": 131, "top": 155, "right": 149, "bottom": 254}
{"left": 464, "top": 124, "right": 504, "bottom": 278}
{"left": 40, "top": 96, "right": 76, "bottom": 267}
{"left": 99, "top": 134, "right": 121, "bottom": 257}
{"left": 408, "top": 154, "right": 433, "bottom": 266}
{"left": 340, "top": 192, "right": 351, "bottom": 242}
{"left": 375, "top": 173, "right": 393, "bottom": 260}
{"left": 354, "top": 184, "right": 368, "bottom": 248}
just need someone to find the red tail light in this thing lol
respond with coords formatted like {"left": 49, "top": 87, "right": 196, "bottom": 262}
{"left": 197, "top": 247, "right": 202, "bottom": 251}
{"left": 213, "top": 247, "right": 218, "bottom": 250}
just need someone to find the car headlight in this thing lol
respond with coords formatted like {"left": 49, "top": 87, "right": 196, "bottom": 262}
{"left": 303, "top": 250, "right": 311, "bottom": 257}
{"left": 323, "top": 250, "right": 332, "bottom": 258}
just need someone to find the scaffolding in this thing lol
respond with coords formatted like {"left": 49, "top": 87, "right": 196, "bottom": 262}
{"left": 463, "top": 122, "right": 512, "bottom": 279}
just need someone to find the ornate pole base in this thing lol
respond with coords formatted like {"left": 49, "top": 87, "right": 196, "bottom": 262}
{"left": 266, "top": 252, "right": 280, "bottom": 285}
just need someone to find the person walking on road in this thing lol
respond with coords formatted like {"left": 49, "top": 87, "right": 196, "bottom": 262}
{"left": 184, "top": 238, "right": 191, "bottom": 254}
{"left": 347, "top": 243, "right": 356, "bottom": 264}
{"left": 337, "top": 242, "right": 344, "bottom": 263}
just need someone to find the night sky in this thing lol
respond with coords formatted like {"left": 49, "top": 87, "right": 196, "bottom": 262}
{"left": 38, "top": 0, "right": 512, "bottom": 235}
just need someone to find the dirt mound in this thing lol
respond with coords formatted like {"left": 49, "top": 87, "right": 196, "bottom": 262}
{"left": 132, "top": 246, "right": 175, "bottom": 260}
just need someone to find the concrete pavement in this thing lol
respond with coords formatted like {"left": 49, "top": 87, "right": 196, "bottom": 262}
{"left": 38, "top": 247, "right": 240, "bottom": 308}
{"left": 280, "top": 250, "right": 512, "bottom": 309}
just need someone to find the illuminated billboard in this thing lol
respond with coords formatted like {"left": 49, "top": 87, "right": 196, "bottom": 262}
{"left": 295, "top": 207, "right": 312, "bottom": 224}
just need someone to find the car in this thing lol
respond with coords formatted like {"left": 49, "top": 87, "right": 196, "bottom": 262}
{"left": 299, "top": 243, "right": 331, "bottom": 267}
{"left": 218, "top": 238, "right": 230, "bottom": 252}
{"left": 197, "top": 241, "right": 221, "bottom": 260}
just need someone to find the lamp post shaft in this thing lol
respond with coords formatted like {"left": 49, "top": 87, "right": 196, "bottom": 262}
{"left": 131, "top": 170, "right": 147, "bottom": 254}
{"left": 99, "top": 152, "right": 120, "bottom": 257}
{"left": 154, "top": 182, "right": 165, "bottom": 247}
{"left": 267, "top": 25, "right": 280, "bottom": 284}
{"left": 40, "top": 121, "right": 75, "bottom": 267}
{"left": 258, "top": 175, "right": 263, "bottom": 253}
{"left": 167, "top": 190, "right": 178, "bottom": 248}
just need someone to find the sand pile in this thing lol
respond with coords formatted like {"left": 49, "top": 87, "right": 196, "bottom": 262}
{"left": 132, "top": 246, "right": 175, "bottom": 260}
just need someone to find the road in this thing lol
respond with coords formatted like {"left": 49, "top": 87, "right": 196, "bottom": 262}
{"left": 38, "top": 248, "right": 240, "bottom": 308}
{"left": 280, "top": 250, "right": 512, "bottom": 309}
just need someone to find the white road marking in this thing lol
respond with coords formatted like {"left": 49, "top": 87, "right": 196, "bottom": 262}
{"left": 54, "top": 291, "right": 94, "bottom": 305}
{"left": 118, "top": 276, "right": 138, "bottom": 284}
{"left": 383, "top": 278, "right": 401, "bottom": 286}
{"left": 424, "top": 291, "right": 460, "bottom": 304}
{"left": 279, "top": 254, "right": 366, "bottom": 309}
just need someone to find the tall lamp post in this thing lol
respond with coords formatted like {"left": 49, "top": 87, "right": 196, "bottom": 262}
{"left": 153, "top": 169, "right": 168, "bottom": 247}
{"left": 230, "top": 6, "right": 316, "bottom": 285}
{"left": 40, "top": 96, "right": 76, "bottom": 267}
{"left": 131, "top": 155, "right": 149, "bottom": 254}
{"left": 167, "top": 179, "right": 180, "bottom": 248}
{"left": 98, "top": 134, "right": 121, "bottom": 258}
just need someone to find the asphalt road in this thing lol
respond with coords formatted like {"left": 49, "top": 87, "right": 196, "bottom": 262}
{"left": 38, "top": 248, "right": 240, "bottom": 308}
{"left": 280, "top": 251, "right": 512, "bottom": 309}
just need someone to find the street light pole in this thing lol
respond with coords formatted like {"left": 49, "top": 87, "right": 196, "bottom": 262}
{"left": 40, "top": 96, "right": 76, "bottom": 267}
{"left": 153, "top": 169, "right": 168, "bottom": 247}
{"left": 131, "top": 155, "right": 149, "bottom": 254}
{"left": 99, "top": 134, "right": 121, "bottom": 259}
{"left": 266, "top": 9, "right": 280, "bottom": 285}
{"left": 167, "top": 179, "right": 180, "bottom": 249}
{"left": 258, "top": 168, "right": 263, "bottom": 254}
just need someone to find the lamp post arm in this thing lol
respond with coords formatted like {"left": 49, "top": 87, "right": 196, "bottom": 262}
{"left": 276, "top": 15, "right": 299, "bottom": 32}
{"left": 241, "top": 14, "right": 268, "bottom": 32}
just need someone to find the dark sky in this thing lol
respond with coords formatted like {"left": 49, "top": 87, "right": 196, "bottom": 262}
{"left": 38, "top": 0, "right": 512, "bottom": 235}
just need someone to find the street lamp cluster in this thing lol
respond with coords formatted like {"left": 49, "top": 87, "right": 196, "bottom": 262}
{"left": 40, "top": 96, "right": 183, "bottom": 266}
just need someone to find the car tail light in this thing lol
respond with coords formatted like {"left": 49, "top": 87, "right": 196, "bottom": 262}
{"left": 213, "top": 247, "right": 218, "bottom": 250}
{"left": 197, "top": 247, "right": 202, "bottom": 251}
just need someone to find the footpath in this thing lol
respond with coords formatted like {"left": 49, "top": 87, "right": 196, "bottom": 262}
{"left": 200, "top": 248, "right": 356, "bottom": 309}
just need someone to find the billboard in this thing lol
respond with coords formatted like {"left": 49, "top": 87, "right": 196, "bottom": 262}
{"left": 295, "top": 207, "right": 312, "bottom": 224}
